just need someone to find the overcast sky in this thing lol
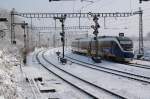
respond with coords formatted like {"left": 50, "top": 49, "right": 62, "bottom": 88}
{"left": 0, "top": 0, "right": 150, "bottom": 37}
{"left": 0, "top": 0, "right": 141, "bottom": 12}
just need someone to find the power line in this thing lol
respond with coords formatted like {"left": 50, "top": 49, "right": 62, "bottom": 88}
{"left": 14, "top": 12, "right": 135, "bottom": 18}
{"left": 30, "top": 26, "right": 91, "bottom": 30}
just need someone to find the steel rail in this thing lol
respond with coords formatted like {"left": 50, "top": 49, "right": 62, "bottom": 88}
{"left": 65, "top": 55, "right": 150, "bottom": 84}
{"left": 36, "top": 51, "right": 126, "bottom": 99}
{"left": 123, "top": 63, "right": 150, "bottom": 69}
{"left": 36, "top": 51, "right": 99, "bottom": 99}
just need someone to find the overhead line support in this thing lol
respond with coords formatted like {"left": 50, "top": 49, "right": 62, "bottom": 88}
{"left": 30, "top": 26, "right": 91, "bottom": 30}
{"left": 13, "top": 12, "right": 135, "bottom": 18}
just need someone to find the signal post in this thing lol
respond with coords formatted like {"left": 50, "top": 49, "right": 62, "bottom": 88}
{"left": 54, "top": 15, "right": 67, "bottom": 64}
{"left": 91, "top": 15, "right": 101, "bottom": 63}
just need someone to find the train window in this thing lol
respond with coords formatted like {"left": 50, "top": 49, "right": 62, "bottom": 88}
{"left": 120, "top": 41, "right": 133, "bottom": 51}
{"left": 119, "top": 41, "right": 132, "bottom": 45}
{"left": 117, "top": 37, "right": 133, "bottom": 51}
{"left": 117, "top": 37, "right": 132, "bottom": 45}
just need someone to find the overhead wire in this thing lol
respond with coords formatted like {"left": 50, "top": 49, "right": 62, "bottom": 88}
{"left": 93, "top": 0, "right": 138, "bottom": 31}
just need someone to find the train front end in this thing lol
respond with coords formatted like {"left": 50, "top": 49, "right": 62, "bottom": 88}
{"left": 117, "top": 36, "right": 134, "bottom": 61}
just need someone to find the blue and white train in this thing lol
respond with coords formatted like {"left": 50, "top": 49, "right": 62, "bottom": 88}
{"left": 71, "top": 35, "right": 134, "bottom": 62}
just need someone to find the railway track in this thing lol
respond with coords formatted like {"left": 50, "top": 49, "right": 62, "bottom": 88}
{"left": 25, "top": 75, "right": 40, "bottom": 99}
{"left": 65, "top": 55, "right": 150, "bottom": 84}
{"left": 134, "top": 58, "right": 150, "bottom": 62}
{"left": 36, "top": 50, "right": 126, "bottom": 99}
{"left": 105, "top": 60, "right": 150, "bottom": 70}
{"left": 22, "top": 67, "right": 41, "bottom": 99}
{"left": 123, "top": 63, "right": 150, "bottom": 70}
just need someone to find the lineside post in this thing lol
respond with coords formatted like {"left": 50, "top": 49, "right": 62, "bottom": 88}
{"left": 137, "top": 7, "right": 144, "bottom": 58}
{"left": 54, "top": 15, "right": 67, "bottom": 64}
{"left": 91, "top": 15, "right": 101, "bottom": 63}
{"left": 10, "top": 8, "right": 16, "bottom": 44}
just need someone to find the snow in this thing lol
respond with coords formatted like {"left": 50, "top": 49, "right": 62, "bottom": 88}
{"left": 25, "top": 49, "right": 92, "bottom": 99}
{"left": 38, "top": 52, "right": 118, "bottom": 99}
{"left": 67, "top": 52, "right": 150, "bottom": 77}
{"left": 0, "top": 33, "right": 150, "bottom": 98}
{"left": 132, "top": 59, "right": 150, "bottom": 65}
{"left": 0, "top": 48, "right": 20, "bottom": 99}
{"left": 42, "top": 47, "right": 150, "bottom": 99}
{"left": 134, "top": 41, "right": 150, "bottom": 61}
{"left": 0, "top": 15, "right": 25, "bottom": 99}
{"left": 0, "top": 7, "right": 150, "bottom": 99}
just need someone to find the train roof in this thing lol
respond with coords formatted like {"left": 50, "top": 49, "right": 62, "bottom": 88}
{"left": 99, "top": 36, "right": 115, "bottom": 38}
{"left": 74, "top": 36, "right": 132, "bottom": 42}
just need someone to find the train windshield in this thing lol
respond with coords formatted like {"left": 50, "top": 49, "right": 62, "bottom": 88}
{"left": 117, "top": 37, "right": 133, "bottom": 51}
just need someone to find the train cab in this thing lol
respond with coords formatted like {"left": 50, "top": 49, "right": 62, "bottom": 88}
{"left": 71, "top": 34, "right": 134, "bottom": 62}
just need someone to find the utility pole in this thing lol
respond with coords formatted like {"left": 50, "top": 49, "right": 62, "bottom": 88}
{"left": 138, "top": 7, "right": 144, "bottom": 58}
{"left": 10, "top": 8, "right": 16, "bottom": 44}
{"left": 137, "top": 0, "right": 150, "bottom": 58}
{"left": 23, "top": 21, "right": 26, "bottom": 51}
{"left": 53, "top": 33, "right": 56, "bottom": 47}
{"left": 79, "top": 10, "right": 81, "bottom": 29}
{"left": 21, "top": 21, "right": 28, "bottom": 64}
{"left": 60, "top": 16, "right": 66, "bottom": 59}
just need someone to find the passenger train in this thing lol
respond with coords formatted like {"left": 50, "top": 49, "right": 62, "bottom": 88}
{"left": 71, "top": 35, "right": 134, "bottom": 62}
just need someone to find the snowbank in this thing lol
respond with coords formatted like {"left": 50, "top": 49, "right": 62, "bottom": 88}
{"left": 0, "top": 48, "right": 20, "bottom": 99}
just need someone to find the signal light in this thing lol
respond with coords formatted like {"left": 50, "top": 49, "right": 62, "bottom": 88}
{"left": 140, "top": 0, "right": 142, "bottom": 3}
{"left": 93, "top": 30, "right": 98, "bottom": 35}
{"left": 93, "top": 16, "right": 98, "bottom": 21}
{"left": 21, "top": 23, "right": 28, "bottom": 29}
{"left": 0, "top": 18, "right": 8, "bottom": 22}
{"left": 61, "top": 37, "right": 64, "bottom": 42}
{"left": 21, "top": 25, "right": 25, "bottom": 29}
{"left": 91, "top": 25, "right": 95, "bottom": 29}
{"left": 60, "top": 32, "right": 64, "bottom": 36}
{"left": 94, "top": 37, "right": 96, "bottom": 40}
{"left": 96, "top": 24, "right": 100, "bottom": 28}
{"left": 119, "top": 33, "right": 124, "bottom": 37}
{"left": 12, "top": 40, "right": 16, "bottom": 44}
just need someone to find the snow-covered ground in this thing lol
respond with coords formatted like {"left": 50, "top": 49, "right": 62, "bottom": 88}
{"left": 0, "top": 7, "right": 150, "bottom": 99}
{"left": 0, "top": 17, "right": 23, "bottom": 99}
{"left": 26, "top": 48, "right": 92, "bottom": 99}
{"left": 134, "top": 41, "right": 150, "bottom": 60}
{"left": 41, "top": 48, "right": 150, "bottom": 99}
{"left": 0, "top": 45, "right": 22, "bottom": 99}
{"left": 1, "top": 43, "right": 150, "bottom": 99}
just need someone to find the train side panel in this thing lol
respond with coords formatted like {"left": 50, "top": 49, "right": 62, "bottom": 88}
{"left": 71, "top": 37, "right": 134, "bottom": 62}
